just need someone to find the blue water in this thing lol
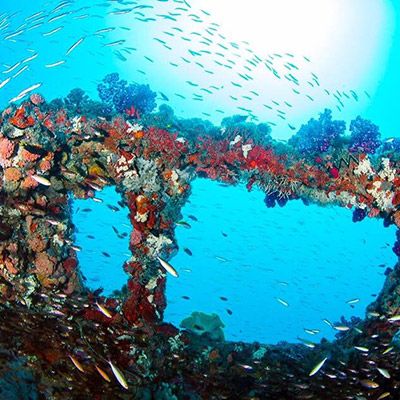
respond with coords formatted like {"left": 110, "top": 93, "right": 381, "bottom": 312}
{"left": 73, "top": 187, "right": 130, "bottom": 296}
{"left": 74, "top": 180, "right": 396, "bottom": 344}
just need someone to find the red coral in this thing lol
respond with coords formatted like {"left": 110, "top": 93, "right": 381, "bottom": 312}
{"left": 63, "top": 257, "right": 77, "bottom": 273}
{"left": 144, "top": 127, "right": 188, "bottom": 166}
{"left": 9, "top": 107, "right": 35, "bottom": 129}
{"left": 123, "top": 279, "right": 158, "bottom": 324}
{"left": 194, "top": 137, "right": 242, "bottom": 182}
{"left": 245, "top": 145, "right": 285, "bottom": 175}
{"left": 130, "top": 229, "right": 143, "bottom": 246}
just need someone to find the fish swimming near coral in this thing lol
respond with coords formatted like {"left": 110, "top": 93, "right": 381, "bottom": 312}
{"left": 309, "top": 357, "right": 328, "bottom": 376}
{"left": 95, "top": 365, "right": 111, "bottom": 382}
{"left": 31, "top": 174, "right": 51, "bottom": 186}
{"left": 157, "top": 256, "right": 179, "bottom": 277}
{"left": 108, "top": 361, "right": 128, "bottom": 390}
{"left": 68, "top": 355, "right": 85, "bottom": 373}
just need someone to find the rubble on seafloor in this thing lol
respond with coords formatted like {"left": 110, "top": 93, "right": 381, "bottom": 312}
{"left": 1, "top": 89, "right": 400, "bottom": 399}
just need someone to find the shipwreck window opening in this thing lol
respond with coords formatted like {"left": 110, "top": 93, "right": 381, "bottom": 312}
{"left": 72, "top": 186, "right": 130, "bottom": 297}
{"left": 164, "top": 178, "right": 397, "bottom": 345}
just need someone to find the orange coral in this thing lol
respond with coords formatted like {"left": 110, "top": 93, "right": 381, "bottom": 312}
{"left": 136, "top": 195, "right": 150, "bottom": 214}
{"left": 21, "top": 176, "right": 39, "bottom": 190}
{"left": 88, "top": 164, "right": 105, "bottom": 177}
{"left": 0, "top": 137, "right": 15, "bottom": 160}
{"left": 9, "top": 107, "right": 35, "bottom": 129}
{"left": 134, "top": 130, "right": 144, "bottom": 139}
{"left": 28, "top": 234, "right": 48, "bottom": 252}
{"left": 4, "top": 167, "right": 22, "bottom": 182}
{"left": 38, "top": 159, "right": 51, "bottom": 172}
{"left": 21, "top": 148, "right": 41, "bottom": 162}
{"left": 34, "top": 252, "right": 54, "bottom": 276}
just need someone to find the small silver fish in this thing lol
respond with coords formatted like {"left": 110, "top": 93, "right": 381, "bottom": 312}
{"left": 32, "top": 175, "right": 51, "bottom": 186}
{"left": 0, "top": 77, "right": 11, "bottom": 89}
{"left": 377, "top": 367, "right": 390, "bottom": 379}
{"left": 157, "top": 256, "right": 179, "bottom": 277}
{"left": 45, "top": 60, "right": 65, "bottom": 68}
{"left": 346, "top": 298, "right": 360, "bottom": 305}
{"left": 66, "top": 37, "right": 84, "bottom": 55}
{"left": 9, "top": 82, "right": 42, "bottom": 102}
{"left": 43, "top": 26, "right": 63, "bottom": 36}
{"left": 354, "top": 346, "right": 368, "bottom": 352}
{"left": 333, "top": 325, "right": 349, "bottom": 331}
{"left": 3, "top": 61, "right": 21, "bottom": 74}
{"left": 276, "top": 297, "right": 289, "bottom": 307}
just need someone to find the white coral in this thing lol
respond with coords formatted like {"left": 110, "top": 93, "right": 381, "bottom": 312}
{"left": 367, "top": 180, "right": 394, "bottom": 211}
{"left": 134, "top": 211, "right": 148, "bottom": 223}
{"left": 170, "top": 170, "right": 179, "bottom": 187}
{"left": 379, "top": 158, "right": 396, "bottom": 182}
{"left": 354, "top": 157, "right": 374, "bottom": 177}
{"left": 229, "top": 135, "right": 242, "bottom": 146}
{"left": 253, "top": 346, "right": 267, "bottom": 360}
{"left": 146, "top": 233, "right": 172, "bottom": 257}
{"left": 242, "top": 143, "right": 252, "bottom": 158}
{"left": 126, "top": 121, "right": 143, "bottom": 134}
{"left": 122, "top": 157, "right": 161, "bottom": 193}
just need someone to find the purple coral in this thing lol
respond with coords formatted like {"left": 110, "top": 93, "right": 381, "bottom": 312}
{"left": 348, "top": 116, "right": 381, "bottom": 154}
{"left": 393, "top": 230, "right": 400, "bottom": 257}
{"left": 352, "top": 208, "right": 367, "bottom": 223}
{"left": 264, "top": 192, "right": 288, "bottom": 208}
{"left": 288, "top": 109, "right": 346, "bottom": 157}
{"left": 97, "top": 73, "right": 156, "bottom": 115}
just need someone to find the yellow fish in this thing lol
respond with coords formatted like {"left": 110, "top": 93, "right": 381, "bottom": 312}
{"left": 95, "top": 365, "right": 111, "bottom": 382}
{"left": 96, "top": 302, "right": 112, "bottom": 319}
{"left": 309, "top": 357, "right": 328, "bottom": 376}
{"left": 108, "top": 361, "right": 128, "bottom": 390}
{"left": 68, "top": 355, "right": 84, "bottom": 372}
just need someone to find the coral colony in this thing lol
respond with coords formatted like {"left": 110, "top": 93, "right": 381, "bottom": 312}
{"left": 1, "top": 74, "right": 400, "bottom": 398}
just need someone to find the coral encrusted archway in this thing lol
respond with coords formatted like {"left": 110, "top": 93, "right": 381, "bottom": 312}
{"left": 1, "top": 97, "right": 400, "bottom": 398}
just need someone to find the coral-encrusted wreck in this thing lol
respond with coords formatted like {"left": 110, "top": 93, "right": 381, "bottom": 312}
{"left": 1, "top": 94, "right": 400, "bottom": 399}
